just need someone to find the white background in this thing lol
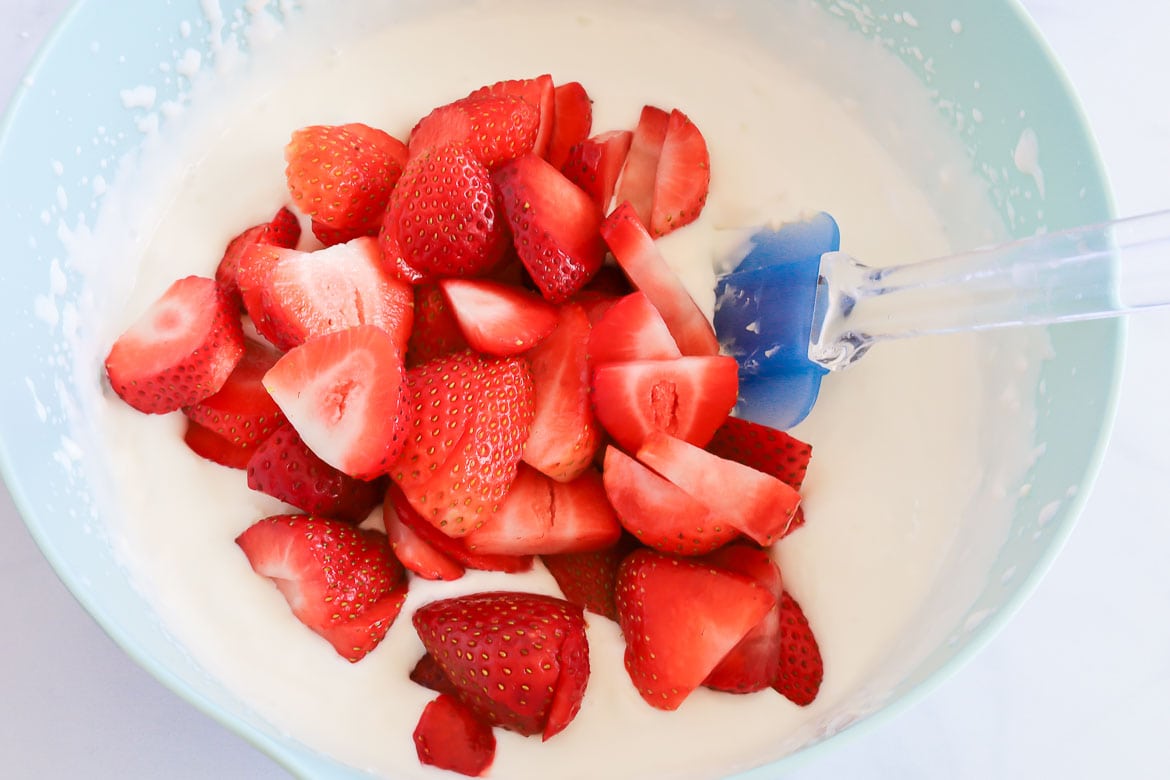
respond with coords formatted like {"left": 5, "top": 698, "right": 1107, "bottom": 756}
{"left": 1, "top": 1, "right": 1168, "bottom": 777}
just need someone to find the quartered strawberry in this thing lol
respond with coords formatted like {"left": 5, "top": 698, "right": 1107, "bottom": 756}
{"left": 636, "top": 432, "right": 801, "bottom": 546}
{"left": 184, "top": 337, "right": 285, "bottom": 450}
{"left": 264, "top": 325, "right": 408, "bottom": 480}
{"left": 384, "top": 497, "right": 465, "bottom": 580}
{"left": 412, "top": 591, "right": 589, "bottom": 738}
{"left": 602, "top": 446, "right": 737, "bottom": 556}
{"left": 258, "top": 236, "right": 414, "bottom": 354}
{"left": 467, "top": 75, "right": 555, "bottom": 157}
{"left": 588, "top": 291, "right": 683, "bottom": 366}
{"left": 285, "top": 123, "right": 409, "bottom": 245}
{"left": 546, "top": 81, "right": 593, "bottom": 169}
{"left": 413, "top": 694, "right": 497, "bottom": 778}
{"left": 706, "top": 416, "right": 813, "bottom": 490}
{"left": 438, "top": 278, "right": 558, "bottom": 356}
{"left": 591, "top": 356, "right": 739, "bottom": 454}
{"left": 235, "top": 514, "right": 408, "bottom": 662}
{"left": 773, "top": 591, "right": 824, "bottom": 706}
{"left": 387, "top": 142, "right": 510, "bottom": 278}
{"left": 542, "top": 534, "right": 638, "bottom": 621}
{"left": 615, "top": 549, "right": 774, "bottom": 710}
{"left": 215, "top": 206, "right": 302, "bottom": 309}
{"left": 650, "top": 109, "right": 711, "bottom": 237}
{"left": 405, "top": 283, "right": 469, "bottom": 366}
{"left": 523, "top": 303, "right": 602, "bottom": 481}
{"left": 183, "top": 418, "right": 253, "bottom": 470}
{"left": 410, "top": 95, "right": 540, "bottom": 170}
{"left": 236, "top": 243, "right": 300, "bottom": 347}
{"left": 561, "top": 130, "right": 633, "bottom": 213}
{"left": 615, "top": 105, "right": 669, "bottom": 228}
{"left": 495, "top": 153, "right": 606, "bottom": 303}
{"left": 105, "top": 275, "right": 245, "bottom": 414}
{"left": 703, "top": 544, "right": 785, "bottom": 694}
{"left": 246, "top": 422, "right": 384, "bottom": 524}
{"left": 601, "top": 202, "right": 719, "bottom": 356}
{"left": 410, "top": 653, "right": 460, "bottom": 697}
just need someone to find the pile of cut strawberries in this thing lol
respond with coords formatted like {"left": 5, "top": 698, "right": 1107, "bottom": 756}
{"left": 103, "top": 74, "right": 822, "bottom": 777}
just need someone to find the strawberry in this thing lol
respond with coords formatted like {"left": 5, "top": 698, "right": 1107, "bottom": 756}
{"left": 772, "top": 591, "right": 824, "bottom": 706}
{"left": 409, "top": 95, "right": 540, "bottom": 169}
{"left": 561, "top": 130, "right": 632, "bottom": 213}
{"left": 392, "top": 352, "right": 481, "bottom": 490}
{"left": 377, "top": 216, "right": 428, "bottom": 284}
{"left": 384, "top": 499, "right": 466, "bottom": 580}
{"left": 590, "top": 356, "right": 739, "bottom": 454}
{"left": 614, "top": 548, "right": 774, "bottom": 710}
{"left": 246, "top": 422, "right": 384, "bottom": 524}
{"left": 467, "top": 75, "right": 555, "bottom": 157}
{"left": 105, "top": 275, "right": 245, "bottom": 414}
{"left": 184, "top": 337, "right": 286, "bottom": 449}
{"left": 650, "top": 109, "right": 711, "bottom": 237}
{"left": 235, "top": 514, "right": 408, "bottom": 662}
{"left": 412, "top": 591, "right": 589, "bottom": 738}
{"left": 615, "top": 105, "right": 669, "bottom": 228}
{"left": 263, "top": 325, "right": 409, "bottom": 480}
{"left": 284, "top": 123, "right": 409, "bottom": 245}
{"left": 523, "top": 303, "right": 601, "bottom": 481}
{"left": 258, "top": 236, "right": 414, "bottom": 354}
{"left": 703, "top": 544, "right": 785, "bottom": 694}
{"left": 578, "top": 263, "right": 634, "bottom": 299}
{"left": 495, "top": 153, "right": 606, "bottom": 303}
{"left": 410, "top": 653, "right": 460, "bottom": 697}
{"left": 413, "top": 694, "right": 497, "bottom": 778}
{"left": 236, "top": 243, "right": 300, "bottom": 347}
{"left": 587, "top": 291, "right": 683, "bottom": 366}
{"left": 541, "top": 534, "right": 638, "bottom": 621}
{"left": 636, "top": 432, "right": 801, "bottom": 546}
{"left": 387, "top": 142, "right": 510, "bottom": 278}
{"left": 405, "top": 283, "right": 469, "bottom": 366}
{"left": 182, "top": 418, "right": 253, "bottom": 470}
{"left": 438, "top": 278, "right": 559, "bottom": 356}
{"left": 602, "top": 446, "right": 737, "bottom": 556}
{"left": 215, "top": 206, "right": 302, "bottom": 309}
{"left": 546, "top": 81, "right": 593, "bottom": 169}
{"left": 601, "top": 202, "right": 719, "bottom": 356}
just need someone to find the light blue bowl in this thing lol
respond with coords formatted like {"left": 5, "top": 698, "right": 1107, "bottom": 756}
{"left": 0, "top": 1, "right": 1118, "bottom": 777}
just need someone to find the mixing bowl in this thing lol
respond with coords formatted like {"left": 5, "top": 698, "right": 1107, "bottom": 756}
{"left": 0, "top": 0, "right": 1118, "bottom": 777}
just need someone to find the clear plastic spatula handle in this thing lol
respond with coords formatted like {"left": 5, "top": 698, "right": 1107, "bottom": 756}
{"left": 810, "top": 209, "right": 1170, "bottom": 370}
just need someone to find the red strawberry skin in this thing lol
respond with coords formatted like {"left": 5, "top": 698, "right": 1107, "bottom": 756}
{"left": 216, "top": 206, "right": 302, "bottom": 309}
{"left": 413, "top": 694, "right": 497, "bottom": 777}
{"left": 562, "top": 130, "right": 632, "bottom": 214}
{"left": 183, "top": 418, "right": 254, "bottom": 470}
{"left": 772, "top": 591, "right": 824, "bottom": 706}
{"left": 184, "top": 337, "right": 285, "bottom": 450}
{"left": 410, "top": 653, "right": 461, "bottom": 697}
{"left": 467, "top": 75, "right": 555, "bottom": 157}
{"left": 707, "top": 416, "right": 813, "bottom": 490}
{"left": 410, "top": 95, "right": 539, "bottom": 169}
{"left": 405, "top": 283, "right": 470, "bottom": 366}
{"left": 542, "top": 534, "right": 638, "bottom": 621}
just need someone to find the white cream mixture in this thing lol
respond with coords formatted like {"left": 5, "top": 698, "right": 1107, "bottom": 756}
{"left": 78, "top": 1, "right": 1047, "bottom": 777}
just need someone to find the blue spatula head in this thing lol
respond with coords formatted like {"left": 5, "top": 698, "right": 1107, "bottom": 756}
{"left": 713, "top": 212, "right": 839, "bottom": 428}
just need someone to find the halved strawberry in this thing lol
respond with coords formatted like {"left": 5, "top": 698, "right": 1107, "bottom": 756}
{"left": 773, "top": 591, "right": 824, "bottom": 706}
{"left": 636, "top": 432, "right": 801, "bottom": 546}
{"left": 182, "top": 418, "right": 253, "bottom": 470}
{"left": 285, "top": 123, "right": 409, "bottom": 245}
{"left": 591, "top": 356, "right": 738, "bottom": 453}
{"left": 235, "top": 514, "right": 408, "bottom": 662}
{"left": 384, "top": 498, "right": 465, "bottom": 580}
{"left": 264, "top": 325, "right": 408, "bottom": 480}
{"left": 236, "top": 243, "right": 300, "bottom": 347}
{"left": 649, "top": 109, "right": 710, "bottom": 237}
{"left": 494, "top": 153, "right": 606, "bottom": 303}
{"left": 438, "top": 278, "right": 558, "bottom": 356}
{"left": 601, "top": 203, "right": 719, "bottom": 356}
{"left": 588, "top": 291, "right": 682, "bottom": 366}
{"left": 105, "top": 275, "right": 245, "bottom": 414}
{"left": 561, "top": 130, "right": 633, "bottom": 213}
{"left": 541, "top": 535, "right": 637, "bottom": 621}
{"left": 409, "top": 95, "right": 539, "bottom": 169}
{"left": 703, "top": 544, "right": 785, "bottom": 694}
{"left": 615, "top": 548, "right": 774, "bottom": 710}
{"left": 523, "top": 303, "right": 601, "bottom": 481}
{"left": 614, "top": 106, "right": 669, "bottom": 227}
{"left": 412, "top": 591, "right": 588, "bottom": 738}
{"left": 405, "top": 283, "right": 469, "bottom": 366}
{"left": 602, "top": 446, "right": 737, "bottom": 556}
{"left": 184, "top": 337, "right": 285, "bottom": 449}
{"left": 546, "top": 81, "right": 593, "bottom": 169}
{"left": 467, "top": 75, "right": 555, "bottom": 157}
{"left": 215, "top": 206, "right": 302, "bottom": 309}
{"left": 413, "top": 694, "right": 497, "bottom": 778}
{"left": 258, "top": 236, "right": 414, "bottom": 354}
{"left": 246, "top": 422, "right": 383, "bottom": 523}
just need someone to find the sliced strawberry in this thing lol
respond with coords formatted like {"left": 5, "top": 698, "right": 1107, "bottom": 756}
{"left": 588, "top": 291, "right": 683, "bottom": 366}
{"left": 387, "top": 142, "right": 510, "bottom": 278}
{"left": 384, "top": 498, "right": 465, "bottom": 580}
{"left": 773, "top": 591, "right": 824, "bottom": 706}
{"left": 542, "top": 534, "right": 638, "bottom": 621}
{"left": 546, "top": 82, "right": 593, "bottom": 169}
{"left": 636, "top": 432, "right": 801, "bottom": 546}
{"left": 264, "top": 325, "right": 408, "bottom": 480}
{"left": 184, "top": 337, "right": 285, "bottom": 449}
{"left": 706, "top": 416, "right": 813, "bottom": 490}
{"left": 105, "top": 275, "right": 245, "bottom": 414}
{"left": 602, "top": 446, "right": 737, "bottom": 556}
{"left": 182, "top": 418, "right": 253, "bottom": 470}
{"left": 703, "top": 544, "right": 785, "bottom": 694}
{"left": 413, "top": 694, "right": 497, "bottom": 778}
{"left": 601, "top": 202, "right": 719, "bottom": 356}
{"left": 650, "top": 109, "right": 710, "bottom": 237}
{"left": 495, "top": 153, "right": 606, "bottom": 303}
{"left": 615, "top": 106, "right": 669, "bottom": 227}
{"left": 237, "top": 243, "right": 300, "bottom": 347}
{"left": 258, "top": 236, "right": 414, "bottom": 354}
{"left": 615, "top": 548, "right": 774, "bottom": 710}
{"left": 591, "top": 356, "right": 738, "bottom": 453}
{"left": 523, "top": 303, "right": 601, "bottom": 481}
{"left": 410, "top": 653, "right": 460, "bottom": 697}
{"left": 561, "top": 130, "right": 633, "bottom": 213}
{"left": 467, "top": 75, "right": 555, "bottom": 157}
{"left": 412, "top": 591, "right": 588, "bottom": 737}
{"left": 405, "top": 283, "right": 469, "bottom": 366}
{"left": 246, "top": 422, "right": 383, "bottom": 523}
{"left": 235, "top": 514, "right": 408, "bottom": 662}
{"left": 285, "top": 123, "right": 409, "bottom": 245}
{"left": 438, "top": 278, "right": 558, "bottom": 356}
{"left": 409, "top": 95, "right": 539, "bottom": 169}
{"left": 216, "top": 206, "right": 302, "bottom": 309}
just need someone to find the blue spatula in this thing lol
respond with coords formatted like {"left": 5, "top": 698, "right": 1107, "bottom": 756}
{"left": 714, "top": 209, "right": 1170, "bottom": 429}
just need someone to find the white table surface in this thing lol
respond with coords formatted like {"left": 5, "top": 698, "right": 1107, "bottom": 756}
{"left": 2, "top": 1, "right": 1168, "bottom": 778}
